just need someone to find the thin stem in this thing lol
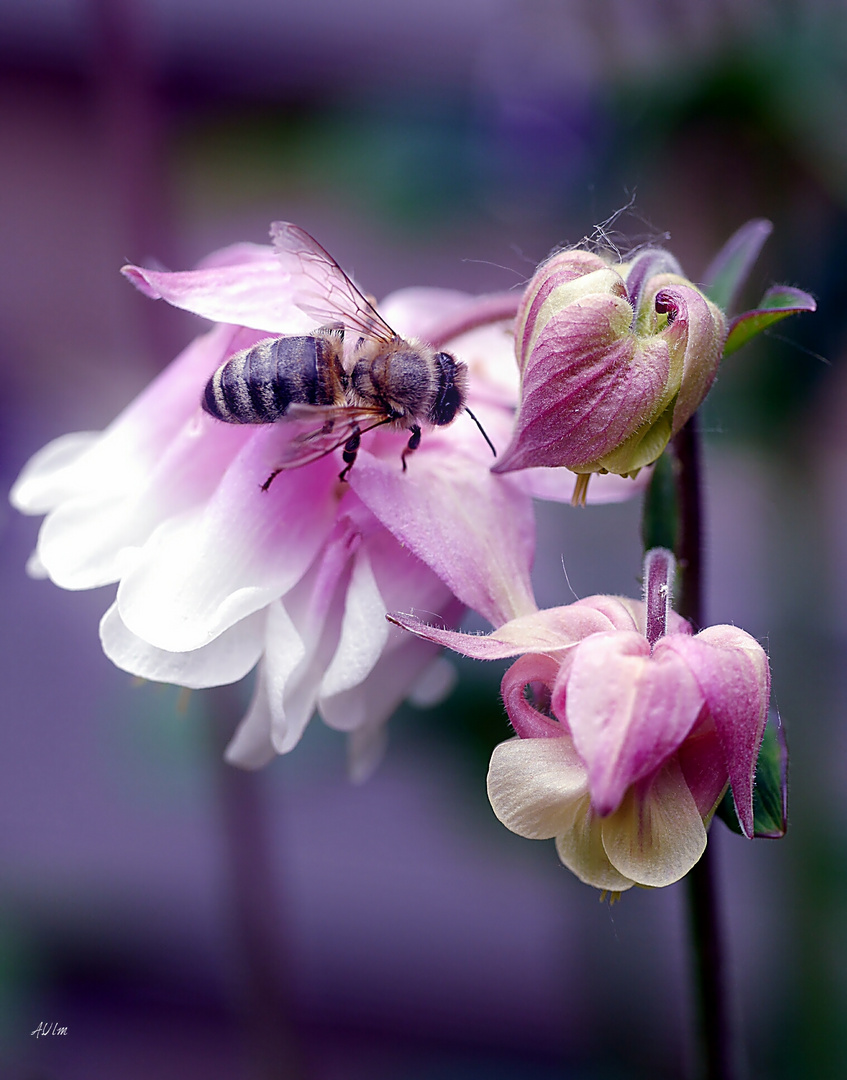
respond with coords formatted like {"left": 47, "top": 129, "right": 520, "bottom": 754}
{"left": 672, "top": 415, "right": 703, "bottom": 630}
{"left": 672, "top": 415, "right": 738, "bottom": 1080}
{"left": 209, "top": 685, "right": 309, "bottom": 1080}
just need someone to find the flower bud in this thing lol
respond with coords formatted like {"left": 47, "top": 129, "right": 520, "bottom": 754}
{"left": 494, "top": 248, "right": 728, "bottom": 492}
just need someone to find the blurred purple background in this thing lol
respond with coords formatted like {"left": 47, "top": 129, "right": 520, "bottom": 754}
{"left": 1, "top": 1, "right": 845, "bottom": 1077}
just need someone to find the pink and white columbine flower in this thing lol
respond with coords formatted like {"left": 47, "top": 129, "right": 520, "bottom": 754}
{"left": 390, "top": 549, "right": 770, "bottom": 890}
{"left": 10, "top": 227, "right": 642, "bottom": 774}
{"left": 493, "top": 247, "right": 727, "bottom": 504}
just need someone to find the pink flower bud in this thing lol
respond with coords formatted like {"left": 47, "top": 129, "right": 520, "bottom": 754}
{"left": 494, "top": 248, "right": 728, "bottom": 493}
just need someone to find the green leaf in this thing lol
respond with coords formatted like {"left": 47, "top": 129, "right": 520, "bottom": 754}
{"left": 717, "top": 714, "right": 788, "bottom": 839}
{"left": 641, "top": 449, "right": 678, "bottom": 554}
{"left": 723, "top": 286, "right": 817, "bottom": 355}
{"left": 702, "top": 219, "right": 773, "bottom": 313}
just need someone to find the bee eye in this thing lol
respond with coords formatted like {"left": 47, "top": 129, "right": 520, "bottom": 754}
{"left": 429, "top": 352, "right": 465, "bottom": 426}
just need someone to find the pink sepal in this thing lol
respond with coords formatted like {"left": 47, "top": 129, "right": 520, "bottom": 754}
{"left": 658, "top": 627, "right": 769, "bottom": 838}
{"left": 556, "top": 630, "right": 705, "bottom": 817}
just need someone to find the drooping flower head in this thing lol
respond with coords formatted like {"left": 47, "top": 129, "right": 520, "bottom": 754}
{"left": 390, "top": 549, "right": 770, "bottom": 890}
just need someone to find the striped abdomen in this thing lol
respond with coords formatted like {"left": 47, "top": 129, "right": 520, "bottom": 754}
{"left": 202, "top": 335, "right": 345, "bottom": 423}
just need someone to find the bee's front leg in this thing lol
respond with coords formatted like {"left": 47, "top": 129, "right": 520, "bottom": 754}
{"left": 261, "top": 468, "right": 282, "bottom": 492}
{"left": 338, "top": 424, "right": 362, "bottom": 482}
{"left": 401, "top": 425, "right": 421, "bottom": 472}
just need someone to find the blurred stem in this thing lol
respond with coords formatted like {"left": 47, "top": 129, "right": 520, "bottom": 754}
{"left": 671, "top": 415, "right": 737, "bottom": 1080}
{"left": 210, "top": 685, "right": 309, "bottom": 1080}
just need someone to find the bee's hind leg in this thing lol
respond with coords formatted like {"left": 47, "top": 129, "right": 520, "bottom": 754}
{"left": 401, "top": 425, "right": 421, "bottom": 472}
{"left": 338, "top": 425, "right": 362, "bottom": 482}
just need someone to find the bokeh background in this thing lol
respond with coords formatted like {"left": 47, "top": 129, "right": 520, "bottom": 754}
{"left": 1, "top": 1, "right": 844, "bottom": 1077}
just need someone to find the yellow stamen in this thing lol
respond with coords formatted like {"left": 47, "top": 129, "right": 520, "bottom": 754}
{"left": 571, "top": 472, "right": 591, "bottom": 507}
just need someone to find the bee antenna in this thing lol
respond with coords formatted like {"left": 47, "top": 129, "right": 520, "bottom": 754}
{"left": 464, "top": 407, "right": 497, "bottom": 457}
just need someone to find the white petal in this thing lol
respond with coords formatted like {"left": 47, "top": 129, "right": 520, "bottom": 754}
{"left": 10, "top": 432, "right": 100, "bottom": 514}
{"left": 260, "top": 600, "right": 312, "bottom": 754}
{"left": 318, "top": 526, "right": 459, "bottom": 734}
{"left": 407, "top": 655, "right": 457, "bottom": 707}
{"left": 17, "top": 325, "right": 239, "bottom": 517}
{"left": 346, "top": 720, "right": 390, "bottom": 784}
{"left": 100, "top": 602, "right": 265, "bottom": 688}
{"left": 319, "top": 546, "right": 389, "bottom": 700}
{"left": 116, "top": 443, "right": 337, "bottom": 651}
{"left": 486, "top": 736, "right": 589, "bottom": 840}
{"left": 601, "top": 758, "right": 707, "bottom": 887}
{"left": 32, "top": 412, "right": 255, "bottom": 591}
{"left": 225, "top": 664, "right": 276, "bottom": 769}
{"left": 319, "top": 626, "right": 443, "bottom": 734}
{"left": 25, "top": 549, "right": 48, "bottom": 579}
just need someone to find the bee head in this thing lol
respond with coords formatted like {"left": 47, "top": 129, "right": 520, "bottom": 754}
{"left": 428, "top": 352, "right": 467, "bottom": 426}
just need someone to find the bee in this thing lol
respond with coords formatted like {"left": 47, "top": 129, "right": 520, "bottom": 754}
{"left": 202, "top": 222, "right": 494, "bottom": 490}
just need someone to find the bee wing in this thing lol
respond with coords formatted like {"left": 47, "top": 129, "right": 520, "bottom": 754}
{"left": 271, "top": 403, "right": 393, "bottom": 471}
{"left": 270, "top": 222, "right": 397, "bottom": 345}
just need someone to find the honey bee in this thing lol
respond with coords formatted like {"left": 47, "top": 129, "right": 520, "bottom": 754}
{"left": 202, "top": 222, "right": 494, "bottom": 489}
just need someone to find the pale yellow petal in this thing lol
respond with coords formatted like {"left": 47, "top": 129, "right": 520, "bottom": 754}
{"left": 487, "top": 737, "right": 588, "bottom": 840}
{"left": 601, "top": 757, "right": 706, "bottom": 887}
{"left": 554, "top": 795, "right": 636, "bottom": 892}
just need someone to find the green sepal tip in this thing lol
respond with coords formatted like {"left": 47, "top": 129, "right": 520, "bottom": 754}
{"left": 717, "top": 712, "right": 788, "bottom": 839}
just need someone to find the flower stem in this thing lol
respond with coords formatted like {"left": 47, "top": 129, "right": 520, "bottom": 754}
{"left": 209, "top": 686, "right": 310, "bottom": 1080}
{"left": 672, "top": 415, "right": 738, "bottom": 1080}
{"left": 672, "top": 416, "right": 703, "bottom": 631}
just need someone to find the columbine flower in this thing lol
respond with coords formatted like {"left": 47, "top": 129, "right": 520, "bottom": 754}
{"left": 493, "top": 246, "right": 728, "bottom": 503}
{"left": 390, "top": 549, "right": 770, "bottom": 890}
{"left": 10, "top": 226, "right": 641, "bottom": 775}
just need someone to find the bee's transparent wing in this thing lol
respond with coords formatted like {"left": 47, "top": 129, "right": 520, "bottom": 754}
{"left": 271, "top": 222, "right": 397, "bottom": 344}
{"left": 270, "top": 403, "right": 393, "bottom": 471}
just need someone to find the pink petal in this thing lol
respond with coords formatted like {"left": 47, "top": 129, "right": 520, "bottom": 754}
{"left": 657, "top": 627, "right": 769, "bottom": 838}
{"left": 676, "top": 713, "right": 729, "bottom": 821}
{"left": 321, "top": 618, "right": 454, "bottom": 738}
{"left": 648, "top": 280, "right": 727, "bottom": 434}
{"left": 350, "top": 445, "right": 536, "bottom": 627}
{"left": 514, "top": 251, "right": 612, "bottom": 373}
{"left": 559, "top": 631, "right": 705, "bottom": 816}
{"left": 388, "top": 603, "right": 618, "bottom": 660}
{"left": 122, "top": 258, "right": 316, "bottom": 335}
{"left": 500, "top": 654, "right": 566, "bottom": 738}
{"left": 378, "top": 287, "right": 477, "bottom": 339}
{"left": 494, "top": 293, "right": 672, "bottom": 473}
{"left": 13, "top": 324, "right": 240, "bottom": 517}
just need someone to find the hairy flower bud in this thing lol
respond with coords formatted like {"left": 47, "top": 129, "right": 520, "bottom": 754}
{"left": 494, "top": 247, "right": 728, "bottom": 496}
